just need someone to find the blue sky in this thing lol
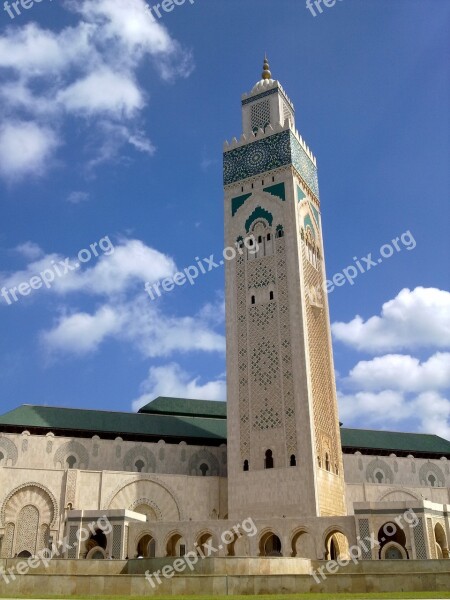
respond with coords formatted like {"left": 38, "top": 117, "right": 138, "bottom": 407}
{"left": 0, "top": 0, "right": 449, "bottom": 437}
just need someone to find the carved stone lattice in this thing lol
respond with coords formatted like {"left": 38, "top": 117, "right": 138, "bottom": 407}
{"left": 65, "top": 470, "right": 77, "bottom": 507}
{"left": 54, "top": 441, "right": 89, "bottom": 469}
{"left": 0, "top": 437, "right": 18, "bottom": 466}
{"left": 250, "top": 99, "right": 270, "bottom": 131}
{"left": 301, "top": 233, "right": 340, "bottom": 469}
{"left": 188, "top": 449, "right": 220, "bottom": 476}
{"left": 2, "top": 523, "right": 14, "bottom": 558}
{"left": 15, "top": 505, "right": 39, "bottom": 555}
{"left": 123, "top": 446, "right": 156, "bottom": 473}
{"left": 413, "top": 518, "right": 427, "bottom": 559}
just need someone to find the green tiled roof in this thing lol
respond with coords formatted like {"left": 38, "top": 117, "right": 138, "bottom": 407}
{"left": 1, "top": 400, "right": 449, "bottom": 457}
{"left": 139, "top": 397, "right": 227, "bottom": 419}
{"left": 340, "top": 427, "right": 450, "bottom": 456}
{"left": 0, "top": 405, "right": 227, "bottom": 443}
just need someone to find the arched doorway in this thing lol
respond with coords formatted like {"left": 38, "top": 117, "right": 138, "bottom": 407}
{"left": 85, "top": 529, "right": 107, "bottom": 559}
{"left": 137, "top": 534, "right": 156, "bottom": 558}
{"left": 324, "top": 530, "right": 349, "bottom": 561}
{"left": 259, "top": 532, "right": 282, "bottom": 557}
{"left": 435, "top": 523, "right": 449, "bottom": 558}
{"left": 381, "top": 542, "right": 407, "bottom": 559}
{"left": 377, "top": 522, "right": 408, "bottom": 559}
{"left": 196, "top": 532, "right": 214, "bottom": 557}
{"left": 166, "top": 533, "right": 186, "bottom": 557}
{"left": 291, "top": 530, "right": 315, "bottom": 558}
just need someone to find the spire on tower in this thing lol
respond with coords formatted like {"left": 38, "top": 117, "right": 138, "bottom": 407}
{"left": 262, "top": 54, "right": 271, "bottom": 80}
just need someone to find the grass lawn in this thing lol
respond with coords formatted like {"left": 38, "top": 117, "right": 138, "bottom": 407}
{"left": 1, "top": 594, "right": 449, "bottom": 600}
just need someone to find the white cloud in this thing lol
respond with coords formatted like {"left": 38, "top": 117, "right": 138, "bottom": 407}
{"left": 339, "top": 390, "right": 407, "bottom": 427}
{"left": 346, "top": 352, "right": 450, "bottom": 392}
{"left": 132, "top": 363, "right": 226, "bottom": 412}
{"left": 75, "top": 0, "right": 174, "bottom": 58}
{"left": 14, "top": 242, "right": 44, "bottom": 261}
{"left": 0, "top": 238, "right": 176, "bottom": 298}
{"left": 0, "top": 0, "right": 192, "bottom": 181}
{"left": 42, "top": 297, "right": 225, "bottom": 359}
{"left": 121, "top": 297, "right": 226, "bottom": 358}
{"left": 57, "top": 69, "right": 144, "bottom": 118}
{"left": 66, "top": 191, "right": 90, "bottom": 204}
{"left": 413, "top": 392, "right": 450, "bottom": 440}
{"left": 339, "top": 389, "right": 450, "bottom": 440}
{"left": 0, "top": 23, "right": 90, "bottom": 76}
{"left": 60, "top": 239, "right": 176, "bottom": 295}
{"left": 336, "top": 287, "right": 450, "bottom": 438}
{"left": 42, "top": 306, "right": 123, "bottom": 355}
{"left": 332, "top": 287, "right": 450, "bottom": 353}
{"left": 0, "top": 121, "right": 59, "bottom": 180}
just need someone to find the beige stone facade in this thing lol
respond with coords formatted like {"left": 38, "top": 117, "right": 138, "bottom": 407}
{"left": 1, "top": 64, "right": 449, "bottom": 570}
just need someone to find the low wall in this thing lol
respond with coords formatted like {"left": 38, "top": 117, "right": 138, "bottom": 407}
{"left": 0, "top": 558, "right": 449, "bottom": 596}
{"left": 127, "top": 556, "right": 313, "bottom": 575}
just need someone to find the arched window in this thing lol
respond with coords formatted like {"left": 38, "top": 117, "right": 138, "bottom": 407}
{"left": 267, "top": 233, "right": 271, "bottom": 241}
{"left": 258, "top": 235, "right": 262, "bottom": 244}
{"left": 243, "top": 460, "right": 249, "bottom": 472}
{"left": 135, "top": 459, "right": 145, "bottom": 473}
{"left": 265, "top": 449, "right": 274, "bottom": 469}
{"left": 269, "top": 291, "right": 274, "bottom": 301}
{"left": 0, "top": 451, "right": 4, "bottom": 465}
{"left": 325, "top": 453, "right": 330, "bottom": 472}
{"left": 199, "top": 463, "right": 209, "bottom": 476}
{"left": 251, "top": 295, "right": 256, "bottom": 305}
{"left": 375, "top": 471, "right": 384, "bottom": 484}
{"left": 66, "top": 455, "right": 77, "bottom": 469}
{"left": 290, "top": 455, "right": 296, "bottom": 467}
{"left": 428, "top": 474, "right": 436, "bottom": 487}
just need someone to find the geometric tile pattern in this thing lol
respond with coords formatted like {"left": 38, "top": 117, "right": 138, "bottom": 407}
{"left": 263, "top": 182, "right": 286, "bottom": 201}
{"left": 231, "top": 193, "right": 252, "bottom": 217}
{"left": 224, "top": 130, "right": 319, "bottom": 198}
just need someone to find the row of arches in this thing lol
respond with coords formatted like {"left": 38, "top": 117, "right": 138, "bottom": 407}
{"left": 130, "top": 528, "right": 351, "bottom": 561}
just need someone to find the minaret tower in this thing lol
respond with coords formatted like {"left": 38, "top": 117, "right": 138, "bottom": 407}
{"left": 224, "top": 59, "right": 346, "bottom": 519}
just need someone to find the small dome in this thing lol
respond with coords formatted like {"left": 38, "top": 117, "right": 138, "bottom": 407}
{"left": 251, "top": 78, "right": 275, "bottom": 93}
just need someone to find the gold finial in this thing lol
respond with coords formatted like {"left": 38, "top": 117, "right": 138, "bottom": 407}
{"left": 262, "top": 54, "right": 271, "bottom": 80}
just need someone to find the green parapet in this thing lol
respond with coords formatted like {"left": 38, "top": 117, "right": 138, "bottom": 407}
{"left": 263, "top": 182, "right": 286, "bottom": 201}
{"left": 231, "top": 193, "right": 252, "bottom": 217}
{"left": 245, "top": 206, "right": 273, "bottom": 232}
